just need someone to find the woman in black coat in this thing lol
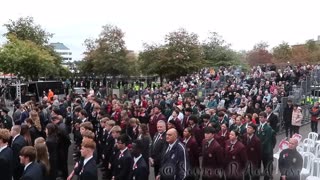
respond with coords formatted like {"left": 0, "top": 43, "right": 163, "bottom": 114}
{"left": 45, "top": 123, "right": 59, "bottom": 180}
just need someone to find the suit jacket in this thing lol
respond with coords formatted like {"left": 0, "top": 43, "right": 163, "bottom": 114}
{"left": 267, "top": 113, "right": 278, "bottom": 132}
{"left": 20, "top": 162, "right": 44, "bottom": 180}
{"left": 130, "top": 156, "right": 149, "bottom": 180}
{"left": 12, "top": 135, "right": 26, "bottom": 173}
{"left": 150, "top": 132, "right": 167, "bottom": 166}
{"left": 103, "top": 132, "right": 115, "bottom": 164}
{"left": 202, "top": 139, "right": 224, "bottom": 180}
{"left": 190, "top": 125, "right": 203, "bottom": 146}
{"left": 127, "top": 125, "right": 139, "bottom": 141}
{"left": 112, "top": 149, "right": 133, "bottom": 180}
{"left": 224, "top": 140, "right": 248, "bottom": 179}
{"left": 0, "top": 146, "right": 13, "bottom": 180}
{"left": 256, "top": 123, "right": 273, "bottom": 155}
{"left": 183, "top": 137, "right": 199, "bottom": 169}
{"left": 242, "top": 133, "right": 261, "bottom": 168}
{"left": 160, "top": 141, "right": 189, "bottom": 180}
{"left": 215, "top": 130, "right": 229, "bottom": 151}
{"left": 149, "top": 113, "right": 166, "bottom": 138}
{"left": 78, "top": 158, "right": 98, "bottom": 180}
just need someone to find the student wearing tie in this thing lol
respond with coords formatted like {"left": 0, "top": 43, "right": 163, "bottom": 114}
{"left": 19, "top": 146, "right": 43, "bottom": 180}
{"left": 224, "top": 130, "right": 247, "bottom": 180}
{"left": 183, "top": 127, "right": 200, "bottom": 180}
{"left": 130, "top": 140, "right": 149, "bottom": 180}
{"left": 202, "top": 127, "right": 224, "bottom": 180}
{"left": 78, "top": 138, "right": 97, "bottom": 180}
{"left": 0, "top": 129, "right": 13, "bottom": 180}
{"left": 257, "top": 112, "right": 274, "bottom": 180}
{"left": 242, "top": 123, "right": 261, "bottom": 180}
{"left": 112, "top": 134, "right": 133, "bottom": 180}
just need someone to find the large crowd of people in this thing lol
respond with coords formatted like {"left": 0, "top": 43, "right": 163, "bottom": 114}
{"left": 0, "top": 64, "right": 318, "bottom": 180}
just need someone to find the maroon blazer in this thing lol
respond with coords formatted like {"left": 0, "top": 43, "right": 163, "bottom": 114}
{"left": 149, "top": 113, "right": 166, "bottom": 138}
{"left": 183, "top": 137, "right": 200, "bottom": 169}
{"left": 215, "top": 130, "right": 229, "bottom": 150}
{"left": 170, "top": 118, "right": 183, "bottom": 137}
{"left": 242, "top": 133, "right": 262, "bottom": 168}
{"left": 182, "top": 115, "right": 190, "bottom": 129}
{"left": 202, "top": 139, "right": 224, "bottom": 180}
{"left": 190, "top": 125, "right": 203, "bottom": 146}
{"left": 224, "top": 140, "right": 248, "bottom": 179}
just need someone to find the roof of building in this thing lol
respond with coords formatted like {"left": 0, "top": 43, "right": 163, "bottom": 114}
{"left": 50, "top": 42, "right": 70, "bottom": 50}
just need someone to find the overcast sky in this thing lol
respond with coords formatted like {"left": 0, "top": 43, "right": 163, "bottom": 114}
{"left": 0, "top": 0, "right": 319, "bottom": 60}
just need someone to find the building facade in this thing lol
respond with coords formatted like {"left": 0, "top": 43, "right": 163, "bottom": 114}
{"left": 50, "top": 42, "right": 73, "bottom": 63}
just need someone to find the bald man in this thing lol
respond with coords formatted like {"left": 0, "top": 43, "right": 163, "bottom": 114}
{"left": 278, "top": 138, "right": 303, "bottom": 180}
{"left": 156, "top": 128, "right": 190, "bottom": 180}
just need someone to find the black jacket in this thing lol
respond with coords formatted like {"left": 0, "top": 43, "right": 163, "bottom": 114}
{"left": 130, "top": 156, "right": 149, "bottom": 180}
{"left": 20, "top": 162, "right": 44, "bottom": 180}
{"left": 112, "top": 148, "right": 133, "bottom": 180}
{"left": 12, "top": 135, "right": 26, "bottom": 180}
{"left": 0, "top": 146, "right": 13, "bottom": 180}
{"left": 78, "top": 158, "right": 98, "bottom": 180}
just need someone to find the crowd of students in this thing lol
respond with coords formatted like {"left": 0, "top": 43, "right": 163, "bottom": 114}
{"left": 0, "top": 64, "right": 318, "bottom": 180}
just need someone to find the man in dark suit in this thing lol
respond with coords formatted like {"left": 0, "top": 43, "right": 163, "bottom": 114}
{"left": 265, "top": 105, "right": 278, "bottom": 132}
{"left": 130, "top": 140, "right": 148, "bottom": 180}
{"left": 150, "top": 120, "right": 167, "bottom": 178}
{"left": 78, "top": 138, "right": 98, "bottom": 180}
{"left": 11, "top": 125, "right": 27, "bottom": 180}
{"left": 242, "top": 124, "right": 261, "bottom": 180}
{"left": 202, "top": 127, "right": 224, "bottom": 180}
{"left": 112, "top": 134, "right": 133, "bottom": 180}
{"left": 157, "top": 128, "right": 189, "bottom": 180}
{"left": 19, "top": 146, "right": 43, "bottom": 180}
{"left": 0, "top": 129, "right": 13, "bottom": 180}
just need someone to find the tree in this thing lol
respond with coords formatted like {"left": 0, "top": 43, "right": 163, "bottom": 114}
{"left": 272, "top": 42, "right": 292, "bottom": 62}
{"left": 202, "top": 32, "right": 242, "bottom": 66}
{"left": 246, "top": 42, "right": 273, "bottom": 66}
{"left": 291, "top": 45, "right": 310, "bottom": 63}
{"left": 139, "top": 43, "right": 168, "bottom": 84}
{"left": 3, "top": 16, "right": 53, "bottom": 46}
{"left": 0, "top": 35, "right": 55, "bottom": 80}
{"left": 81, "top": 25, "right": 129, "bottom": 77}
{"left": 139, "top": 28, "right": 205, "bottom": 82}
{"left": 2, "top": 16, "right": 69, "bottom": 79}
{"left": 305, "top": 39, "right": 319, "bottom": 52}
{"left": 163, "top": 28, "right": 204, "bottom": 80}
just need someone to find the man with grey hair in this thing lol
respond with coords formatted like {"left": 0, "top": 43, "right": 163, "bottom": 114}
{"left": 150, "top": 120, "right": 167, "bottom": 179}
{"left": 156, "top": 128, "right": 189, "bottom": 180}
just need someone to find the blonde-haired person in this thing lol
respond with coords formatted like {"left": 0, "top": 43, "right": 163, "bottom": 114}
{"left": 34, "top": 137, "right": 46, "bottom": 145}
{"left": 29, "top": 110, "right": 42, "bottom": 133}
{"left": 34, "top": 142, "right": 50, "bottom": 179}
